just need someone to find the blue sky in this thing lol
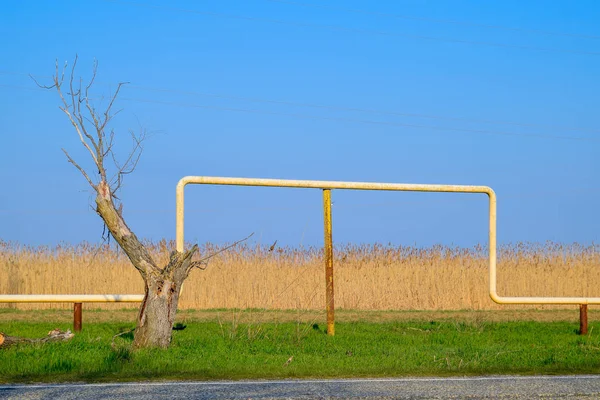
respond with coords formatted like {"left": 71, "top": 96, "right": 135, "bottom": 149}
{"left": 0, "top": 0, "right": 598, "bottom": 248}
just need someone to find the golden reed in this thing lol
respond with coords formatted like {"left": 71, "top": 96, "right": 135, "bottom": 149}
{"left": 1, "top": 240, "right": 598, "bottom": 310}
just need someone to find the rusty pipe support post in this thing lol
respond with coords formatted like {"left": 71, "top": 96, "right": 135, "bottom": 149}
{"left": 323, "top": 189, "right": 335, "bottom": 336}
{"left": 74, "top": 302, "right": 82, "bottom": 332}
{"left": 580, "top": 304, "right": 588, "bottom": 335}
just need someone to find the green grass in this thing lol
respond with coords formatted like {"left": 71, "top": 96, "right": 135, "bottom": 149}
{"left": 1, "top": 319, "right": 600, "bottom": 383}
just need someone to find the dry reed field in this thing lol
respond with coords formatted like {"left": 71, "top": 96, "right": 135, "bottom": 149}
{"left": 0, "top": 240, "right": 598, "bottom": 311}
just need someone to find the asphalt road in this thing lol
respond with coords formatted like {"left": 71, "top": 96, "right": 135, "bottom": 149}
{"left": 1, "top": 376, "right": 600, "bottom": 399}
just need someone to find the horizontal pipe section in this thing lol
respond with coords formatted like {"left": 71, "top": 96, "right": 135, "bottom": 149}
{"left": 177, "top": 176, "right": 495, "bottom": 194}
{"left": 490, "top": 294, "right": 600, "bottom": 305}
{"left": 0, "top": 294, "right": 144, "bottom": 303}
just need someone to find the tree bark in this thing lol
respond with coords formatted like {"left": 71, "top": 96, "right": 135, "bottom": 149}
{"left": 132, "top": 247, "right": 197, "bottom": 348}
{"left": 133, "top": 272, "right": 184, "bottom": 348}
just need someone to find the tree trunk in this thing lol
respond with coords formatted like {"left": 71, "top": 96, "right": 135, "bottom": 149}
{"left": 93, "top": 180, "right": 199, "bottom": 349}
{"left": 133, "top": 271, "right": 185, "bottom": 348}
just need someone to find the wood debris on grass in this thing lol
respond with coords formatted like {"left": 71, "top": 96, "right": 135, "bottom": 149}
{"left": 0, "top": 329, "right": 74, "bottom": 349}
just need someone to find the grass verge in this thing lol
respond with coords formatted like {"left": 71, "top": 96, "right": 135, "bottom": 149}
{"left": 1, "top": 317, "right": 600, "bottom": 382}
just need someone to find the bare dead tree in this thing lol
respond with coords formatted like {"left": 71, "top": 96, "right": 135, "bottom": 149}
{"left": 34, "top": 56, "right": 204, "bottom": 348}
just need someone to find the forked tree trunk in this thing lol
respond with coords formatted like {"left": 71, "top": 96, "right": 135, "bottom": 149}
{"left": 95, "top": 181, "right": 198, "bottom": 349}
{"left": 133, "top": 271, "right": 185, "bottom": 348}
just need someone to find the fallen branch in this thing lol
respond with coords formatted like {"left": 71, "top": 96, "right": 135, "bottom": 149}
{"left": 0, "top": 329, "right": 74, "bottom": 349}
{"left": 111, "top": 328, "right": 135, "bottom": 349}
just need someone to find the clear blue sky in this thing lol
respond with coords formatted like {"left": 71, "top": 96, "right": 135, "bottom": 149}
{"left": 0, "top": 0, "right": 598, "bottom": 248}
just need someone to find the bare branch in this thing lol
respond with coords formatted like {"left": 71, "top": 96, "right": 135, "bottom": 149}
{"left": 122, "top": 130, "right": 145, "bottom": 173}
{"left": 58, "top": 104, "right": 99, "bottom": 166}
{"left": 111, "top": 328, "right": 134, "bottom": 349}
{"left": 104, "top": 128, "right": 116, "bottom": 157}
{"left": 187, "top": 232, "right": 255, "bottom": 275}
{"left": 99, "top": 82, "right": 129, "bottom": 133}
{"left": 30, "top": 60, "right": 65, "bottom": 89}
{"left": 46, "top": 57, "right": 99, "bottom": 170}
{"left": 85, "top": 59, "right": 97, "bottom": 97}
{"left": 61, "top": 149, "right": 96, "bottom": 190}
{"left": 30, "top": 75, "right": 54, "bottom": 89}
{"left": 68, "top": 56, "right": 100, "bottom": 159}
{"left": 109, "top": 129, "right": 146, "bottom": 194}
{"left": 84, "top": 63, "right": 101, "bottom": 141}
